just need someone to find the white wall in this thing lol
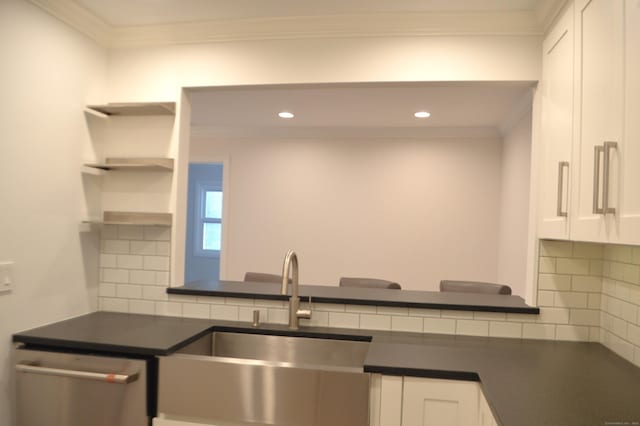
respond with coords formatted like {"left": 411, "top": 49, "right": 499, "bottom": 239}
{"left": 0, "top": 0, "right": 107, "bottom": 424}
{"left": 106, "top": 35, "right": 542, "bottom": 102}
{"left": 497, "top": 110, "right": 533, "bottom": 295}
{"left": 190, "top": 135, "right": 503, "bottom": 291}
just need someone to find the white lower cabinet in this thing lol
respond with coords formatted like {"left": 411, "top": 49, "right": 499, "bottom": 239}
{"left": 370, "top": 375, "right": 498, "bottom": 426}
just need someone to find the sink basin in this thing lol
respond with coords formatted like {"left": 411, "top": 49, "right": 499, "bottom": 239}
{"left": 158, "top": 331, "right": 371, "bottom": 426}
{"left": 182, "top": 331, "right": 370, "bottom": 369}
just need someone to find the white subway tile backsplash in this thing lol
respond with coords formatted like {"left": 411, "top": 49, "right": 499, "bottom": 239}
{"left": 540, "top": 240, "right": 572, "bottom": 257}
{"left": 554, "top": 292, "right": 588, "bottom": 309}
{"left": 96, "top": 228, "right": 640, "bottom": 357}
{"left": 239, "top": 307, "right": 268, "bottom": 323}
{"left": 129, "top": 270, "right": 157, "bottom": 285}
{"left": 423, "top": 318, "right": 456, "bottom": 335}
{"left": 328, "top": 312, "right": 359, "bottom": 329}
{"left": 538, "top": 257, "right": 556, "bottom": 273}
{"left": 117, "top": 255, "right": 143, "bottom": 270}
{"left": 98, "top": 283, "right": 116, "bottom": 297}
{"left": 129, "top": 299, "right": 155, "bottom": 315}
{"left": 456, "top": 320, "right": 489, "bottom": 337}
{"left": 537, "top": 291, "right": 555, "bottom": 307}
{"left": 130, "top": 240, "right": 157, "bottom": 255}
{"left": 211, "top": 304, "right": 239, "bottom": 321}
{"left": 376, "top": 306, "right": 409, "bottom": 316}
{"left": 489, "top": 321, "right": 522, "bottom": 338}
{"left": 572, "top": 243, "right": 604, "bottom": 259}
{"left": 267, "top": 309, "right": 289, "bottom": 325}
{"left": 391, "top": 316, "right": 423, "bottom": 333}
{"left": 156, "top": 271, "right": 170, "bottom": 285}
{"left": 143, "top": 256, "right": 170, "bottom": 271}
{"left": 556, "top": 258, "right": 590, "bottom": 275}
{"left": 556, "top": 325, "right": 590, "bottom": 341}
{"left": 102, "top": 268, "right": 129, "bottom": 284}
{"left": 538, "top": 274, "right": 571, "bottom": 291}
{"left": 346, "top": 304, "right": 377, "bottom": 314}
{"left": 143, "top": 286, "right": 168, "bottom": 301}
{"left": 441, "top": 310, "right": 474, "bottom": 320}
{"left": 101, "top": 225, "right": 118, "bottom": 239}
{"left": 360, "top": 314, "right": 392, "bottom": 331}
{"left": 225, "top": 297, "right": 254, "bottom": 306}
{"left": 473, "top": 312, "right": 507, "bottom": 321}
{"left": 102, "top": 240, "right": 130, "bottom": 254}
{"left": 569, "top": 309, "right": 600, "bottom": 326}
{"left": 144, "top": 226, "right": 171, "bottom": 241}
{"left": 118, "top": 226, "right": 144, "bottom": 240}
{"left": 156, "top": 242, "right": 171, "bottom": 256}
{"left": 522, "top": 323, "right": 556, "bottom": 340}
{"left": 254, "top": 299, "right": 286, "bottom": 309}
{"left": 100, "top": 254, "right": 117, "bottom": 268}
{"left": 116, "top": 284, "right": 142, "bottom": 299}
{"left": 300, "top": 310, "right": 329, "bottom": 327}
{"left": 571, "top": 276, "right": 602, "bottom": 293}
{"left": 314, "top": 303, "right": 346, "bottom": 312}
{"left": 408, "top": 308, "right": 441, "bottom": 318}
{"left": 536, "top": 307, "right": 570, "bottom": 324}
{"left": 588, "top": 293, "right": 602, "bottom": 310}
{"left": 100, "top": 297, "right": 128, "bottom": 313}
{"left": 155, "top": 301, "right": 182, "bottom": 317}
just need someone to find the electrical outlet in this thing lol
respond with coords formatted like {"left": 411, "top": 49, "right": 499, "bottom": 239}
{"left": 0, "top": 261, "right": 14, "bottom": 294}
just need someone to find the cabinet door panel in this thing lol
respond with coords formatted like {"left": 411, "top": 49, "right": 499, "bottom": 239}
{"left": 618, "top": 0, "right": 640, "bottom": 243}
{"left": 538, "top": 2, "right": 575, "bottom": 239}
{"left": 401, "top": 378, "right": 478, "bottom": 426}
{"left": 571, "top": 0, "right": 624, "bottom": 242}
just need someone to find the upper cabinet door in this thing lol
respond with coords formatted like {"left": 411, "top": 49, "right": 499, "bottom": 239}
{"left": 571, "top": 0, "right": 625, "bottom": 242}
{"left": 618, "top": 0, "right": 640, "bottom": 244}
{"left": 538, "top": 2, "right": 575, "bottom": 240}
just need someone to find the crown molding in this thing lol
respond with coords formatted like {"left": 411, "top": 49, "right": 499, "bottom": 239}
{"left": 28, "top": 0, "right": 112, "bottom": 46}
{"left": 28, "top": 1, "right": 545, "bottom": 48}
{"left": 110, "top": 11, "right": 542, "bottom": 48}
{"left": 534, "top": 0, "right": 570, "bottom": 34}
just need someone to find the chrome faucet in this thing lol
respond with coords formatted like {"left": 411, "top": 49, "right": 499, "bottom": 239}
{"left": 280, "top": 249, "right": 311, "bottom": 330}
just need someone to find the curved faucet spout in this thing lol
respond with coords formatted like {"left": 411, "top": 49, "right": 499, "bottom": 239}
{"left": 281, "top": 249, "right": 298, "bottom": 296}
{"left": 280, "top": 249, "right": 310, "bottom": 330}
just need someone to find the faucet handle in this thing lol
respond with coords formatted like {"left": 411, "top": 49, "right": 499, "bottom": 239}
{"left": 296, "top": 296, "right": 312, "bottom": 320}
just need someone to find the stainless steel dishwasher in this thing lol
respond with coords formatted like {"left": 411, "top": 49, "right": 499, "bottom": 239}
{"left": 14, "top": 346, "right": 151, "bottom": 426}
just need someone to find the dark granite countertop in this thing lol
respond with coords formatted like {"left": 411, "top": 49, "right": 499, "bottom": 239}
{"left": 169, "top": 279, "right": 539, "bottom": 314}
{"left": 13, "top": 312, "right": 640, "bottom": 425}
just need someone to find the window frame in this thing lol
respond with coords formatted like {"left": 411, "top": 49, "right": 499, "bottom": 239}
{"left": 193, "top": 180, "right": 223, "bottom": 258}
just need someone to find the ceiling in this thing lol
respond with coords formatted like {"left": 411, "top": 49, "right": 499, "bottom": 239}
{"left": 29, "top": 0, "right": 566, "bottom": 47}
{"left": 189, "top": 82, "right": 535, "bottom": 139}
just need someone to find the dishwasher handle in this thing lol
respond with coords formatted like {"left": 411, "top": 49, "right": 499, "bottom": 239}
{"left": 16, "top": 362, "right": 139, "bottom": 384}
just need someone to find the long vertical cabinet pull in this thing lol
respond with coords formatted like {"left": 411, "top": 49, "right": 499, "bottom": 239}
{"left": 592, "top": 142, "right": 618, "bottom": 215}
{"left": 602, "top": 141, "right": 618, "bottom": 214}
{"left": 557, "top": 161, "right": 569, "bottom": 217}
{"left": 593, "top": 145, "right": 604, "bottom": 214}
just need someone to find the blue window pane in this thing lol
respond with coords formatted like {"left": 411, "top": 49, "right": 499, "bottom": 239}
{"left": 203, "top": 223, "right": 221, "bottom": 251}
{"left": 205, "top": 191, "right": 223, "bottom": 219}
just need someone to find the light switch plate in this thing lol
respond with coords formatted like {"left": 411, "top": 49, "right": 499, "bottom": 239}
{"left": 0, "top": 261, "right": 14, "bottom": 294}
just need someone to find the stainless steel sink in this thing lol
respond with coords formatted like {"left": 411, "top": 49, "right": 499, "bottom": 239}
{"left": 158, "top": 331, "right": 371, "bottom": 426}
{"left": 190, "top": 331, "right": 369, "bottom": 368}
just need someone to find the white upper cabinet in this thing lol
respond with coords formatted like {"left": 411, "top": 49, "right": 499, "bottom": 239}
{"left": 618, "top": 0, "right": 640, "bottom": 243}
{"left": 570, "top": 0, "right": 625, "bottom": 242}
{"left": 538, "top": 2, "right": 575, "bottom": 239}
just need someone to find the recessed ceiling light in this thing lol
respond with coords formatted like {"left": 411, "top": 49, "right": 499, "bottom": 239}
{"left": 414, "top": 111, "right": 431, "bottom": 118}
{"left": 278, "top": 111, "right": 294, "bottom": 119}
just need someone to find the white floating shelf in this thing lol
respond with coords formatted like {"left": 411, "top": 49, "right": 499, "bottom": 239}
{"left": 83, "top": 157, "right": 174, "bottom": 171}
{"left": 83, "top": 211, "right": 172, "bottom": 227}
{"left": 85, "top": 102, "right": 176, "bottom": 116}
